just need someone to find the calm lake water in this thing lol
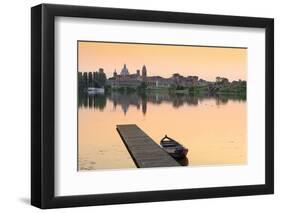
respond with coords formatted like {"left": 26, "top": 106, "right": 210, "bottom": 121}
{"left": 78, "top": 92, "right": 247, "bottom": 171}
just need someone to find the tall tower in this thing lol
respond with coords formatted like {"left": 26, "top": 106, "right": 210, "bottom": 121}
{"left": 113, "top": 69, "right": 117, "bottom": 78}
{"left": 142, "top": 65, "right": 147, "bottom": 80}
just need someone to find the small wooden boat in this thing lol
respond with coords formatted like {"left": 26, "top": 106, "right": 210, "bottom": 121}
{"left": 160, "top": 135, "right": 188, "bottom": 159}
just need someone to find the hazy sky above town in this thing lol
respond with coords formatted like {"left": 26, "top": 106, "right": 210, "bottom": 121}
{"left": 78, "top": 41, "right": 247, "bottom": 81}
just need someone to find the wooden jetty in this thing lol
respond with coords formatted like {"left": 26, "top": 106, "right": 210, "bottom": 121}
{"left": 116, "top": 124, "right": 180, "bottom": 168}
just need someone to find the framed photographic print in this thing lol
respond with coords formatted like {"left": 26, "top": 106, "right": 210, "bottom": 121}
{"left": 31, "top": 3, "right": 274, "bottom": 209}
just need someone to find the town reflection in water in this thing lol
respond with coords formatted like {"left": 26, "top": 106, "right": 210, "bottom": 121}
{"left": 78, "top": 91, "right": 246, "bottom": 115}
{"left": 78, "top": 91, "right": 247, "bottom": 170}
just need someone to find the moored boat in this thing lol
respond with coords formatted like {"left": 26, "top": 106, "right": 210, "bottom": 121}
{"left": 87, "top": 87, "right": 105, "bottom": 94}
{"left": 160, "top": 135, "right": 188, "bottom": 159}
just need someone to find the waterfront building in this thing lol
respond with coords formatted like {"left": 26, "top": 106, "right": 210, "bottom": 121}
{"left": 107, "top": 64, "right": 206, "bottom": 89}
{"left": 108, "top": 64, "right": 147, "bottom": 88}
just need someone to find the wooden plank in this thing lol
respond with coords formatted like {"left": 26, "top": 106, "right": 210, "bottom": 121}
{"left": 116, "top": 124, "right": 180, "bottom": 168}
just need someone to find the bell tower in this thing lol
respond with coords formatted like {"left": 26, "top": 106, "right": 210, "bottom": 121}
{"left": 142, "top": 65, "right": 147, "bottom": 80}
{"left": 113, "top": 69, "right": 117, "bottom": 78}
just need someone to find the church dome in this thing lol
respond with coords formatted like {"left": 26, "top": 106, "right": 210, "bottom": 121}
{"left": 120, "top": 64, "right": 129, "bottom": 76}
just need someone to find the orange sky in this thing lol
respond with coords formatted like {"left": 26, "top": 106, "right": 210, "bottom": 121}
{"left": 78, "top": 41, "right": 247, "bottom": 81}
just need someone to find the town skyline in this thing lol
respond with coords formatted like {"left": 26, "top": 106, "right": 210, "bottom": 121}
{"left": 79, "top": 63, "right": 246, "bottom": 83}
{"left": 78, "top": 41, "right": 247, "bottom": 82}
{"left": 78, "top": 62, "right": 246, "bottom": 96}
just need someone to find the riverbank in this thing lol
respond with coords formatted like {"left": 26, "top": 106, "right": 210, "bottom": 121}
{"left": 107, "top": 84, "right": 246, "bottom": 97}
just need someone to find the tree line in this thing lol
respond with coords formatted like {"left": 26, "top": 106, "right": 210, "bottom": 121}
{"left": 78, "top": 70, "right": 107, "bottom": 91}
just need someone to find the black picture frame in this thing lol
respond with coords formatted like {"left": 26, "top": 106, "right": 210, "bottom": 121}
{"left": 31, "top": 3, "right": 274, "bottom": 209}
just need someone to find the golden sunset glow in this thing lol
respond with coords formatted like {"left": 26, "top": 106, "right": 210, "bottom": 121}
{"left": 78, "top": 41, "right": 247, "bottom": 81}
{"left": 78, "top": 41, "right": 247, "bottom": 171}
